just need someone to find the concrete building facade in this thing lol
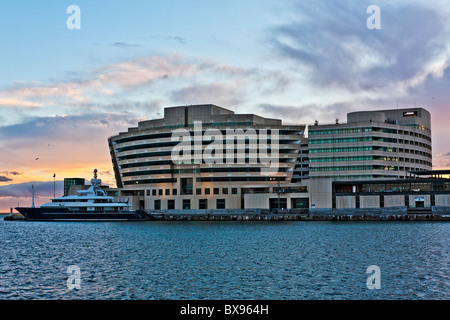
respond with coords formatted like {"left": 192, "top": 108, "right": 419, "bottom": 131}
{"left": 105, "top": 104, "right": 450, "bottom": 213}
{"left": 331, "top": 174, "right": 450, "bottom": 214}
{"left": 308, "top": 108, "right": 434, "bottom": 209}
{"left": 108, "top": 104, "right": 307, "bottom": 210}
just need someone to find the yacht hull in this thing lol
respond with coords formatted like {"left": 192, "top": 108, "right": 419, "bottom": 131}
{"left": 15, "top": 207, "right": 152, "bottom": 221}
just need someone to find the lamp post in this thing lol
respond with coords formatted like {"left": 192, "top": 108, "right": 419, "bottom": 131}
{"left": 53, "top": 173, "right": 56, "bottom": 198}
{"left": 31, "top": 184, "right": 35, "bottom": 208}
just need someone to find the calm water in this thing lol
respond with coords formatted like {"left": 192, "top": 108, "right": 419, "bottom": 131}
{"left": 0, "top": 215, "right": 448, "bottom": 300}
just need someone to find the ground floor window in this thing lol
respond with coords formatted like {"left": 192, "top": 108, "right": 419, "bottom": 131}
{"left": 269, "top": 198, "right": 287, "bottom": 210}
{"left": 291, "top": 198, "right": 309, "bottom": 209}
{"left": 216, "top": 199, "right": 226, "bottom": 209}
{"left": 167, "top": 199, "right": 175, "bottom": 209}
{"left": 182, "top": 199, "right": 191, "bottom": 210}
{"left": 154, "top": 199, "right": 161, "bottom": 210}
{"left": 199, "top": 199, "right": 208, "bottom": 209}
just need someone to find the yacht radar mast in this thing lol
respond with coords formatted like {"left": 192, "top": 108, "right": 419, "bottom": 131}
{"left": 90, "top": 169, "right": 105, "bottom": 196}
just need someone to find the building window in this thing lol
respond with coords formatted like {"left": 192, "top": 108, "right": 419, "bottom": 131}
{"left": 165, "top": 189, "right": 170, "bottom": 195}
{"left": 214, "top": 188, "right": 219, "bottom": 195}
{"left": 222, "top": 188, "right": 228, "bottom": 194}
{"left": 168, "top": 199, "right": 175, "bottom": 210}
{"left": 196, "top": 188, "right": 202, "bottom": 195}
{"left": 158, "top": 189, "right": 163, "bottom": 196}
{"left": 232, "top": 188, "right": 238, "bottom": 194}
{"left": 199, "top": 199, "right": 208, "bottom": 209}
{"left": 205, "top": 188, "right": 210, "bottom": 195}
{"left": 64, "top": 178, "right": 85, "bottom": 196}
{"left": 154, "top": 199, "right": 161, "bottom": 210}
{"left": 181, "top": 178, "right": 193, "bottom": 195}
{"left": 182, "top": 199, "right": 191, "bottom": 210}
{"left": 216, "top": 199, "right": 226, "bottom": 209}
{"left": 173, "top": 189, "right": 177, "bottom": 196}
{"left": 152, "top": 189, "right": 156, "bottom": 196}
{"left": 292, "top": 198, "right": 309, "bottom": 209}
{"left": 146, "top": 190, "right": 150, "bottom": 196}
{"left": 269, "top": 198, "right": 287, "bottom": 210}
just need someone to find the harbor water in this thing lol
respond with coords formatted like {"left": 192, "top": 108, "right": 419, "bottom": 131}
{"left": 0, "top": 215, "right": 448, "bottom": 300}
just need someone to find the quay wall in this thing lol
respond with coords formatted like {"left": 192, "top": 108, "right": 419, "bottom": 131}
{"left": 147, "top": 207, "right": 450, "bottom": 221}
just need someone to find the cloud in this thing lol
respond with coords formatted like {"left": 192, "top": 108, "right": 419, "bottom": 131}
{"left": 259, "top": 101, "right": 356, "bottom": 125}
{"left": 0, "top": 98, "right": 41, "bottom": 108}
{"left": 0, "top": 82, "right": 88, "bottom": 113}
{"left": 166, "top": 36, "right": 186, "bottom": 44}
{"left": 0, "top": 171, "right": 22, "bottom": 176}
{"left": 268, "top": 1, "right": 449, "bottom": 92}
{"left": 0, "top": 112, "right": 140, "bottom": 182}
{"left": 263, "top": 0, "right": 450, "bottom": 169}
{"left": 415, "top": 65, "right": 450, "bottom": 108}
{"left": 0, "top": 55, "right": 198, "bottom": 115}
{"left": 171, "top": 83, "right": 246, "bottom": 107}
{"left": 138, "top": 35, "right": 187, "bottom": 45}
{"left": 0, "top": 171, "right": 23, "bottom": 183}
{"left": 0, "top": 180, "right": 63, "bottom": 198}
{"left": 0, "top": 53, "right": 295, "bottom": 122}
{"left": 409, "top": 64, "right": 450, "bottom": 169}
{"left": 0, "top": 112, "right": 135, "bottom": 147}
{"left": 112, "top": 42, "right": 141, "bottom": 48}
{"left": 92, "top": 54, "right": 206, "bottom": 89}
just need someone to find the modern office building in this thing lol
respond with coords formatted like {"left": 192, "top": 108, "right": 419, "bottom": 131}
{"left": 64, "top": 178, "right": 85, "bottom": 196}
{"left": 108, "top": 104, "right": 307, "bottom": 210}
{"left": 308, "top": 108, "right": 433, "bottom": 208}
{"left": 308, "top": 108, "right": 432, "bottom": 180}
{"left": 107, "top": 105, "right": 450, "bottom": 212}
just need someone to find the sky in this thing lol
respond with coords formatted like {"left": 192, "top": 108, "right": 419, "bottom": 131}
{"left": 1, "top": 0, "right": 450, "bottom": 212}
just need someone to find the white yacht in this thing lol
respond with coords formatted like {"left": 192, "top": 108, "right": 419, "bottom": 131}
{"left": 16, "top": 169, "right": 151, "bottom": 221}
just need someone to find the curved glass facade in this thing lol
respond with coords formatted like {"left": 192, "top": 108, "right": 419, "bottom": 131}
{"left": 308, "top": 108, "right": 432, "bottom": 179}
{"left": 108, "top": 104, "right": 306, "bottom": 210}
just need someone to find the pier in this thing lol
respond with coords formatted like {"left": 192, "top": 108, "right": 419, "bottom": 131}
{"left": 3, "top": 213, "right": 25, "bottom": 221}
{"left": 145, "top": 209, "right": 450, "bottom": 221}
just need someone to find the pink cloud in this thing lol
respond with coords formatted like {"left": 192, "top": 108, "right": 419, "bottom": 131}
{"left": 0, "top": 98, "right": 41, "bottom": 108}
